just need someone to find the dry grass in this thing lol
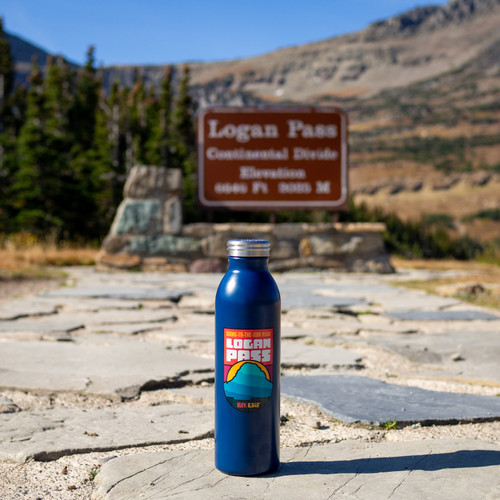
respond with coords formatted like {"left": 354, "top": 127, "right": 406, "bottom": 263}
{"left": 392, "top": 257, "right": 500, "bottom": 310}
{"left": 391, "top": 256, "right": 500, "bottom": 274}
{"left": 353, "top": 175, "right": 500, "bottom": 227}
{"left": 0, "top": 233, "right": 98, "bottom": 279}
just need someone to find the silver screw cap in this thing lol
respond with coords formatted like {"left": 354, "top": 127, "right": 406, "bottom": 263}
{"left": 227, "top": 239, "right": 270, "bottom": 257}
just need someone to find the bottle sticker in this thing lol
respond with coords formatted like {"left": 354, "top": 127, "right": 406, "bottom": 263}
{"left": 223, "top": 328, "right": 273, "bottom": 412}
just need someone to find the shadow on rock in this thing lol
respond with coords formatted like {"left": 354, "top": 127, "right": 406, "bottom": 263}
{"left": 275, "top": 450, "right": 500, "bottom": 476}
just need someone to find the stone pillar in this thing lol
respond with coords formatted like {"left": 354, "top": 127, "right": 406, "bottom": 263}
{"left": 97, "top": 166, "right": 202, "bottom": 270}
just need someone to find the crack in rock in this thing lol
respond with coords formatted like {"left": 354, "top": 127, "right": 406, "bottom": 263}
{"left": 33, "top": 432, "right": 215, "bottom": 463}
{"left": 158, "top": 455, "right": 215, "bottom": 496}
{"left": 104, "top": 452, "right": 192, "bottom": 496}
{"left": 116, "top": 373, "right": 214, "bottom": 401}
{"left": 387, "top": 450, "right": 432, "bottom": 499}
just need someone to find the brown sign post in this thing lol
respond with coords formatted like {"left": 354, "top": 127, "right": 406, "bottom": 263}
{"left": 197, "top": 106, "right": 348, "bottom": 210}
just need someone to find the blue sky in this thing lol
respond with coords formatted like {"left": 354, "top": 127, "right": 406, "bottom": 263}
{"left": 1, "top": 0, "right": 449, "bottom": 66}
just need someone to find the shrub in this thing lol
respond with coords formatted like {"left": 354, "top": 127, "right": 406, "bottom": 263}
{"left": 341, "top": 198, "right": 483, "bottom": 260}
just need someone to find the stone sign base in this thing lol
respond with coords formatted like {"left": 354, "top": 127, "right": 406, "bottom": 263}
{"left": 97, "top": 222, "right": 394, "bottom": 273}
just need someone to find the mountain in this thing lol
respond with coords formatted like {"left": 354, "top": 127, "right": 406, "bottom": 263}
{"left": 7, "top": 32, "right": 78, "bottom": 85}
{"left": 5, "top": 0, "right": 500, "bottom": 243}
{"left": 186, "top": 0, "right": 499, "bottom": 105}
{"left": 101, "top": 0, "right": 500, "bottom": 105}
{"left": 7, "top": 32, "right": 52, "bottom": 84}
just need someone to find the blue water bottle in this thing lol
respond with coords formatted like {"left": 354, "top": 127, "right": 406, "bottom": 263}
{"left": 215, "top": 239, "right": 281, "bottom": 475}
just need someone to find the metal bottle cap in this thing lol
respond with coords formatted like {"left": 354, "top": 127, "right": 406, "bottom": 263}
{"left": 227, "top": 239, "right": 271, "bottom": 257}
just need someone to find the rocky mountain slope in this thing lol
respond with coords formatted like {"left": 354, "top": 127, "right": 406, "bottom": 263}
{"left": 101, "top": 0, "right": 500, "bottom": 104}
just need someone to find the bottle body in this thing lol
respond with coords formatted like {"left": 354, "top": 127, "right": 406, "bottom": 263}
{"left": 215, "top": 253, "right": 280, "bottom": 475}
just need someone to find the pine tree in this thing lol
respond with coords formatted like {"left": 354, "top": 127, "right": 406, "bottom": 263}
{"left": 146, "top": 65, "right": 173, "bottom": 167}
{"left": 44, "top": 55, "right": 82, "bottom": 238}
{"left": 9, "top": 85, "right": 27, "bottom": 136}
{"left": 125, "top": 69, "right": 149, "bottom": 168}
{"left": 13, "top": 58, "right": 61, "bottom": 234}
{"left": 0, "top": 17, "right": 16, "bottom": 231}
{"left": 173, "top": 65, "right": 196, "bottom": 159}
{"left": 43, "top": 55, "right": 74, "bottom": 156}
{"left": 101, "top": 82, "right": 128, "bottom": 215}
{"left": 0, "top": 18, "right": 14, "bottom": 135}
{"left": 72, "top": 46, "right": 100, "bottom": 152}
{"left": 88, "top": 86, "right": 123, "bottom": 234}
{"left": 109, "top": 82, "right": 128, "bottom": 196}
{"left": 66, "top": 47, "right": 105, "bottom": 239}
{"left": 172, "top": 64, "right": 198, "bottom": 222}
{"left": 143, "top": 82, "right": 160, "bottom": 165}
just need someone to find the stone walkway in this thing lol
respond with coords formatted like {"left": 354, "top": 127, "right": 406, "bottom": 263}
{"left": 1, "top": 266, "right": 499, "bottom": 498}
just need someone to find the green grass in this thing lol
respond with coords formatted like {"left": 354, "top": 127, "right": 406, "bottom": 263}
{"left": 383, "top": 417, "right": 398, "bottom": 430}
{"left": 462, "top": 209, "right": 500, "bottom": 222}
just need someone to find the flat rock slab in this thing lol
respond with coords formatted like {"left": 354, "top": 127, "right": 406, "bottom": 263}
{"left": 164, "top": 386, "right": 214, "bottom": 403}
{"left": 313, "top": 282, "right": 459, "bottom": 311}
{"left": 0, "top": 317, "right": 85, "bottom": 339}
{"left": 282, "top": 293, "right": 368, "bottom": 310}
{"left": 41, "top": 297, "right": 144, "bottom": 312}
{"left": 84, "top": 322, "right": 177, "bottom": 336}
{"left": 0, "top": 337, "right": 213, "bottom": 398}
{"left": 0, "top": 403, "right": 213, "bottom": 463}
{"left": 281, "top": 375, "right": 500, "bottom": 425}
{"left": 386, "top": 310, "right": 500, "bottom": 321}
{"left": 91, "top": 439, "right": 500, "bottom": 500}
{"left": 281, "top": 324, "right": 347, "bottom": 339}
{"left": 281, "top": 343, "right": 363, "bottom": 369}
{"left": 278, "top": 281, "right": 370, "bottom": 309}
{"left": 147, "top": 326, "right": 213, "bottom": 342}
{"left": 0, "top": 299, "right": 58, "bottom": 320}
{"left": 67, "top": 308, "right": 178, "bottom": 325}
{"left": 1, "top": 308, "right": 180, "bottom": 337}
{"left": 361, "top": 328, "right": 500, "bottom": 384}
{"left": 44, "top": 287, "right": 191, "bottom": 302}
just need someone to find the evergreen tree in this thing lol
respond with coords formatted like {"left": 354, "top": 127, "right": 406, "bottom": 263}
{"left": 43, "top": 55, "right": 82, "bottom": 238}
{"left": 44, "top": 56, "right": 71, "bottom": 130}
{"left": 172, "top": 64, "right": 198, "bottom": 221}
{"left": 67, "top": 47, "right": 106, "bottom": 239}
{"left": 13, "top": 58, "right": 61, "bottom": 234}
{"left": 143, "top": 82, "right": 160, "bottom": 165}
{"left": 110, "top": 82, "right": 128, "bottom": 190}
{"left": 72, "top": 46, "right": 100, "bottom": 152}
{"left": 0, "top": 18, "right": 14, "bottom": 134}
{"left": 146, "top": 66, "right": 173, "bottom": 167}
{"left": 0, "top": 18, "right": 16, "bottom": 231}
{"left": 173, "top": 65, "right": 196, "bottom": 159}
{"left": 104, "top": 82, "right": 128, "bottom": 213}
{"left": 88, "top": 86, "right": 124, "bottom": 233}
{"left": 125, "top": 69, "right": 149, "bottom": 168}
{"left": 9, "top": 85, "right": 28, "bottom": 136}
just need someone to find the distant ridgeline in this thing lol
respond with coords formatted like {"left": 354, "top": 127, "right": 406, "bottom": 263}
{"left": 6, "top": 0, "right": 499, "bottom": 98}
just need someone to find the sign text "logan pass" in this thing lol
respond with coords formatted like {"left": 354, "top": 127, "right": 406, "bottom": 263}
{"left": 198, "top": 106, "right": 348, "bottom": 210}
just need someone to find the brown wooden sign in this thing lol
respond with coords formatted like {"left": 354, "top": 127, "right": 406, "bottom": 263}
{"left": 197, "top": 106, "right": 348, "bottom": 210}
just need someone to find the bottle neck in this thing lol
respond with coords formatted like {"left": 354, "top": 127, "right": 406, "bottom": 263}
{"left": 228, "top": 256, "right": 269, "bottom": 271}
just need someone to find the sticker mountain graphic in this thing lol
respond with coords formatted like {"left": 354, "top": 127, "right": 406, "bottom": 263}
{"left": 224, "top": 362, "right": 272, "bottom": 401}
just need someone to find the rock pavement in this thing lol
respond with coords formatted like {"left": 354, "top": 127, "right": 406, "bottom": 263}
{"left": 91, "top": 440, "right": 500, "bottom": 499}
{"left": 0, "top": 265, "right": 499, "bottom": 499}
